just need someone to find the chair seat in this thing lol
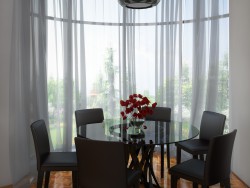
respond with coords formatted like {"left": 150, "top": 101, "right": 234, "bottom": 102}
{"left": 41, "top": 152, "right": 77, "bottom": 171}
{"left": 169, "top": 159, "right": 205, "bottom": 181}
{"left": 176, "top": 139, "right": 209, "bottom": 155}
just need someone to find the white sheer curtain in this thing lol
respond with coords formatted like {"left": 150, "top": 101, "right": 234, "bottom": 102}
{"left": 155, "top": 0, "right": 180, "bottom": 118}
{"left": 190, "top": 0, "right": 227, "bottom": 127}
{"left": 191, "top": 0, "right": 207, "bottom": 126}
{"left": 9, "top": 0, "right": 49, "bottom": 185}
{"left": 40, "top": 0, "right": 229, "bottom": 151}
{"left": 44, "top": 0, "right": 182, "bottom": 151}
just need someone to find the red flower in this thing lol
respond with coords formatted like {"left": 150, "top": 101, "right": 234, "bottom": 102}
{"left": 120, "top": 94, "right": 157, "bottom": 120}
{"left": 125, "top": 108, "right": 131, "bottom": 114}
{"left": 152, "top": 102, "right": 157, "bottom": 108}
{"left": 149, "top": 109, "right": 153, "bottom": 115}
{"left": 132, "top": 113, "right": 137, "bottom": 118}
{"left": 121, "top": 111, "right": 125, "bottom": 116}
{"left": 133, "top": 102, "right": 138, "bottom": 108}
{"left": 129, "top": 98, "right": 134, "bottom": 103}
{"left": 144, "top": 106, "right": 150, "bottom": 113}
{"left": 120, "top": 100, "right": 126, "bottom": 106}
{"left": 125, "top": 100, "right": 130, "bottom": 106}
{"left": 138, "top": 113, "right": 143, "bottom": 119}
{"left": 130, "top": 107, "right": 134, "bottom": 112}
{"left": 142, "top": 97, "right": 150, "bottom": 105}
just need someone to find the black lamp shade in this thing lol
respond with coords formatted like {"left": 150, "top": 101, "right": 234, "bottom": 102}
{"left": 118, "top": 0, "right": 160, "bottom": 9}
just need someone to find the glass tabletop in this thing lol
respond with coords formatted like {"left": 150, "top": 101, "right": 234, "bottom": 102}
{"left": 78, "top": 119, "right": 199, "bottom": 145}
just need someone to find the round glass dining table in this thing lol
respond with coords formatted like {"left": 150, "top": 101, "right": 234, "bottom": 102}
{"left": 77, "top": 119, "right": 199, "bottom": 188}
{"left": 78, "top": 119, "right": 199, "bottom": 145}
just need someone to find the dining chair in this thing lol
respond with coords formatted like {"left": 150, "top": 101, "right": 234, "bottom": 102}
{"left": 75, "top": 108, "right": 128, "bottom": 165}
{"left": 75, "top": 108, "right": 104, "bottom": 137}
{"left": 169, "top": 129, "right": 237, "bottom": 188}
{"left": 74, "top": 137, "right": 141, "bottom": 188}
{"left": 30, "top": 120, "right": 77, "bottom": 188}
{"left": 175, "top": 111, "right": 226, "bottom": 164}
{"left": 145, "top": 106, "right": 171, "bottom": 178}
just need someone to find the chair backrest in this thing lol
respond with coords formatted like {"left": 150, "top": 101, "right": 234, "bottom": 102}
{"left": 75, "top": 138, "right": 128, "bottom": 188}
{"left": 145, "top": 107, "right": 171, "bottom": 122}
{"left": 199, "top": 111, "right": 226, "bottom": 140}
{"left": 205, "top": 129, "right": 237, "bottom": 186}
{"left": 30, "top": 120, "right": 50, "bottom": 170}
{"left": 75, "top": 108, "right": 104, "bottom": 136}
{"left": 75, "top": 108, "right": 104, "bottom": 126}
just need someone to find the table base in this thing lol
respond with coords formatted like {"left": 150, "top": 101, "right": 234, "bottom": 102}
{"left": 128, "top": 141, "right": 160, "bottom": 188}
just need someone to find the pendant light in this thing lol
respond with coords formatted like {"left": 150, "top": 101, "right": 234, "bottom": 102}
{"left": 118, "top": 0, "right": 160, "bottom": 9}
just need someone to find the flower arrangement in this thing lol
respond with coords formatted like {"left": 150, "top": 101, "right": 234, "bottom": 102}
{"left": 120, "top": 94, "right": 157, "bottom": 121}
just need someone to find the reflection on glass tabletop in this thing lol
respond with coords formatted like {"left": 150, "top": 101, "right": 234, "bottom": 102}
{"left": 78, "top": 119, "right": 199, "bottom": 145}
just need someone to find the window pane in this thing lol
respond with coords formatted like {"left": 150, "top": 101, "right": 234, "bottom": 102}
{"left": 84, "top": 24, "right": 120, "bottom": 119}
{"left": 40, "top": 0, "right": 230, "bottom": 149}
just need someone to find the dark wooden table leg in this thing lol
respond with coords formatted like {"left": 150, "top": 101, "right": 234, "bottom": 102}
{"left": 128, "top": 141, "right": 161, "bottom": 188}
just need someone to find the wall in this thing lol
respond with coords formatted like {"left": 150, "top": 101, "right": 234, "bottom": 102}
{"left": 0, "top": 0, "right": 13, "bottom": 186}
{"left": 230, "top": 0, "right": 250, "bottom": 186}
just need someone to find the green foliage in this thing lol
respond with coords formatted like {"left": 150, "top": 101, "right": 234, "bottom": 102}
{"left": 155, "top": 54, "right": 229, "bottom": 120}
{"left": 216, "top": 53, "right": 229, "bottom": 113}
{"left": 88, "top": 47, "right": 119, "bottom": 119}
{"left": 47, "top": 52, "right": 229, "bottom": 127}
{"left": 182, "top": 63, "right": 192, "bottom": 109}
{"left": 47, "top": 78, "right": 64, "bottom": 125}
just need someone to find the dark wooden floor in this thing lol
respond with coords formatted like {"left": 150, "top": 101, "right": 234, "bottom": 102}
{"left": 30, "top": 152, "right": 248, "bottom": 188}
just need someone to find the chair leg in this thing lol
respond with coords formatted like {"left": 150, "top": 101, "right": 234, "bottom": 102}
{"left": 170, "top": 175, "right": 178, "bottom": 188}
{"left": 37, "top": 170, "right": 44, "bottom": 188}
{"left": 176, "top": 147, "right": 181, "bottom": 164}
{"left": 161, "top": 144, "right": 164, "bottom": 178}
{"left": 222, "top": 177, "right": 231, "bottom": 188}
{"left": 201, "top": 184, "right": 209, "bottom": 188}
{"left": 72, "top": 171, "right": 78, "bottom": 188}
{"left": 166, "top": 143, "right": 170, "bottom": 169}
{"left": 125, "top": 144, "right": 130, "bottom": 166}
{"left": 44, "top": 171, "right": 50, "bottom": 188}
{"left": 132, "top": 178, "right": 140, "bottom": 188}
{"left": 193, "top": 182, "right": 198, "bottom": 188}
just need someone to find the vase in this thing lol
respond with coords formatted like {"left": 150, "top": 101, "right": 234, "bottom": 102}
{"left": 130, "top": 118, "right": 145, "bottom": 127}
{"left": 128, "top": 118, "right": 145, "bottom": 134}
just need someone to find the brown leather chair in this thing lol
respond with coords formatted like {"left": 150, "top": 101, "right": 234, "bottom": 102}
{"left": 75, "top": 137, "right": 141, "bottom": 188}
{"left": 169, "top": 129, "right": 237, "bottom": 188}
{"left": 145, "top": 106, "right": 171, "bottom": 177}
{"left": 31, "top": 120, "right": 77, "bottom": 188}
{"left": 176, "top": 111, "right": 226, "bottom": 164}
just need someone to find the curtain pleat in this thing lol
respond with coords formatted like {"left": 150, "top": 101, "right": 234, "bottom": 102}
{"left": 191, "top": 0, "right": 207, "bottom": 127}
{"left": 10, "top": 0, "right": 49, "bottom": 185}
{"left": 191, "top": 0, "right": 222, "bottom": 128}
{"left": 206, "top": 0, "right": 220, "bottom": 111}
